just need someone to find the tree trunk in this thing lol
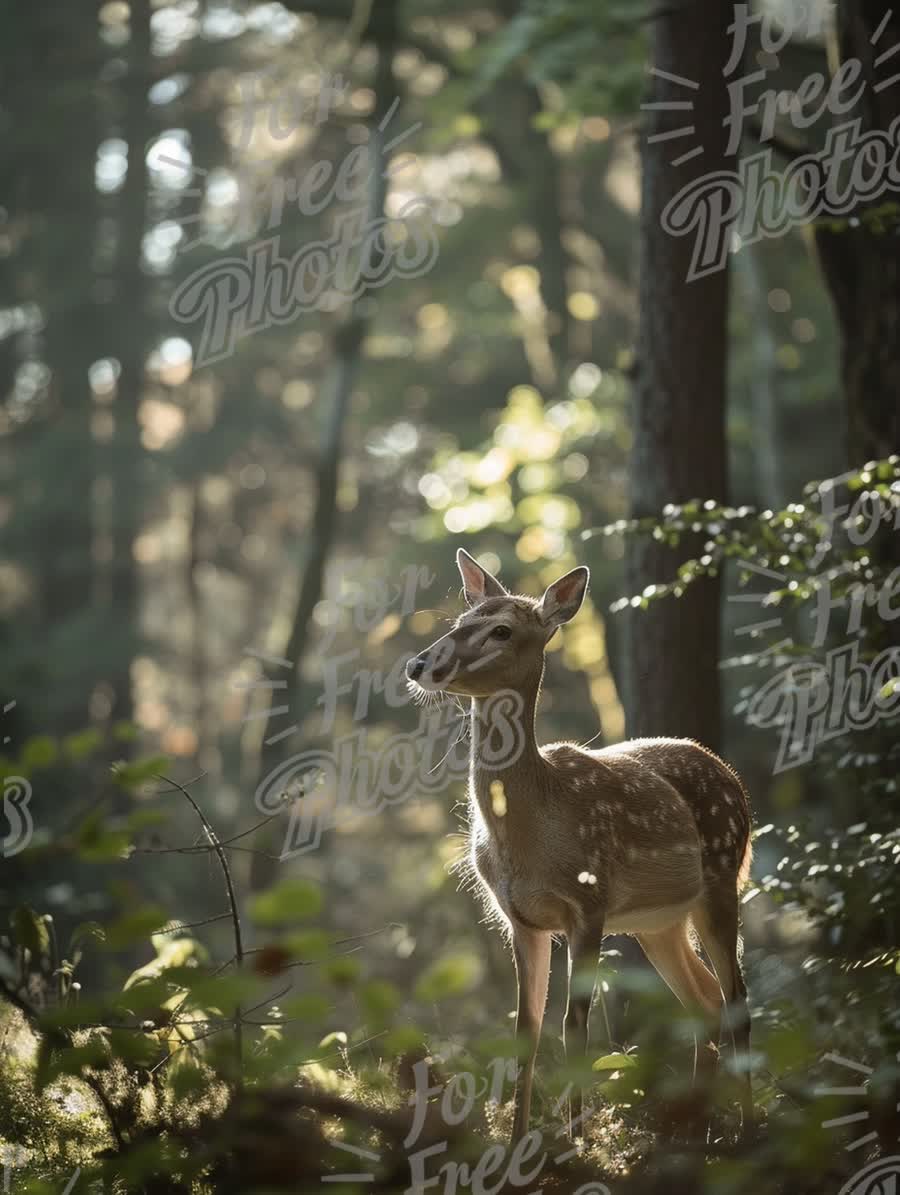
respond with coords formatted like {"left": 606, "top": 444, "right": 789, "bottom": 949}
{"left": 624, "top": 1, "right": 734, "bottom": 752}
{"left": 107, "top": 0, "right": 152, "bottom": 730}
{"left": 813, "top": 2, "right": 900, "bottom": 732}
{"left": 4, "top": 2, "right": 103, "bottom": 732}
{"left": 815, "top": 3, "right": 900, "bottom": 466}
{"left": 248, "top": 0, "right": 399, "bottom": 893}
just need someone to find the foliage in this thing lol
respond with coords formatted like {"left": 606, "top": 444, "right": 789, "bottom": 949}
{"left": 1, "top": 728, "right": 898, "bottom": 1191}
{"left": 474, "top": 0, "right": 647, "bottom": 116}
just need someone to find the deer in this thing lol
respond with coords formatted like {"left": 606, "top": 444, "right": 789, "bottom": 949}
{"left": 405, "top": 550, "right": 753, "bottom": 1142}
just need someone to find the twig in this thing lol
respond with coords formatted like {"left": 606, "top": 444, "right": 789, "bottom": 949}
{"left": 156, "top": 912, "right": 233, "bottom": 934}
{"left": 242, "top": 984, "right": 292, "bottom": 1018}
{"left": 131, "top": 842, "right": 282, "bottom": 860}
{"left": 222, "top": 922, "right": 402, "bottom": 973}
{"left": 154, "top": 775, "right": 245, "bottom": 1082}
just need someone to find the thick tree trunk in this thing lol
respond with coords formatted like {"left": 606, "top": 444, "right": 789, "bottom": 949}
{"left": 815, "top": 3, "right": 900, "bottom": 466}
{"left": 813, "top": 1, "right": 900, "bottom": 712}
{"left": 625, "top": 1, "right": 734, "bottom": 752}
{"left": 614, "top": 0, "right": 736, "bottom": 1048}
{"left": 5, "top": 2, "right": 102, "bottom": 732}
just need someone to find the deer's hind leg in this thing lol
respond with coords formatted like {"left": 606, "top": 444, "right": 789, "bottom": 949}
{"left": 690, "top": 881, "right": 753, "bottom": 1127}
{"left": 636, "top": 919, "right": 724, "bottom": 1100}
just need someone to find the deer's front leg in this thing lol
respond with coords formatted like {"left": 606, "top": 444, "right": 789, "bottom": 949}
{"left": 511, "top": 924, "right": 551, "bottom": 1141}
{"left": 563, "top": 920, "right": 606, "bottom": 1139}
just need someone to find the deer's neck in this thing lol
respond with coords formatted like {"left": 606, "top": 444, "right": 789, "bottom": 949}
{"left": 468, "top": 670, "right": 548, "bottom": 831}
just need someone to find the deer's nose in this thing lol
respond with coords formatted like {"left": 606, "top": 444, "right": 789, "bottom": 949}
{"left": 406, "top": 654, "right": 429, "bottom": 680}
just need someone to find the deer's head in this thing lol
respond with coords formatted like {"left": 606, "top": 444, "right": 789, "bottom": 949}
{"left": 406, "top": 550, "right": 589, "bottom": 699}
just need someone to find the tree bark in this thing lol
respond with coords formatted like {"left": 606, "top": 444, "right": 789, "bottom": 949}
{"left": 3, "top": 1, "right": 103, "bottom": 732}
{"left": 812, "top": 2, "right": 900, "bottom": 689}
{"left": 624, "top": 0, "right": 734, "bottom": 752}
{"left": 814, "top": 3, "right": 900, "bottom": 466}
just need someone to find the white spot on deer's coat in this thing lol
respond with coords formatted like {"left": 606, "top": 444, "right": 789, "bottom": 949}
{"left": 490, "top": 780, "right": 507, "bottom": 817}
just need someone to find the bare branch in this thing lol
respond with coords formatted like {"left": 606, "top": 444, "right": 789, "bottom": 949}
{"left": 154, "top": 774, "right": 245, "bottom": 1077}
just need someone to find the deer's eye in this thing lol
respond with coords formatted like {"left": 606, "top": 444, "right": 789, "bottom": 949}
{"left": 491, "top": 625, "right": 512, "bottom": 640}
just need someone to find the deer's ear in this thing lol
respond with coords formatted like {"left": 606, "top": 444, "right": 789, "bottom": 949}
{"left": 540, "top": 566, "right": 589, "bottom": 629}
{"left": 457, "top": 549, "right": 507, "bottom": 605}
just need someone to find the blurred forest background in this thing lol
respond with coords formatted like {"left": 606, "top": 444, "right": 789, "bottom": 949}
{"left": 1, "top": 0, "right": 899, "bottom": 1191}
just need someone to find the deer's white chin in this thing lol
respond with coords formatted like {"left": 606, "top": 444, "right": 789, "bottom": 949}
{"left": 406, "top": 676, "right": 446, "bottom": 697}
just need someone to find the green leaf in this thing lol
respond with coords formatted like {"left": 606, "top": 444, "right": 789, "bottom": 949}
{"left": 592, "top": 1051, "right": 637, "bottom": 1071}
{"left": 12, "top": 906, "right": 50, "bottom": 957}
{"left": 174, "top": 972, "right": 261, "bottom": 1012}
{"left": 20, "top": 735, "right": 57, "bottom": 771}
{"left": 76, "top": 809, "right": 131, "bottom": 862}
{"left": 383, "top": 1024, "right": 427, "bottom": 1056}
{"left": 111, "top": 755, "right": 170, "bottom": 788}
{"left": 360, "top": 979, "right": 400, "bottom": 1023}
{"left": 126, "top": 809, "right": 169, "bottom": 833}
{"left": 125, "top": 935, "right": 204, "bottom": 986}
{"left": 115, "top": 975, "right": 180, "bottom": 1015}
{"left": 103, "top": 904, "right": 169, "bottom": 950}
{"left": 414, "top": 953, "right": 482, "bottom": 1002}
{"left": 325, "top": 956, "right": 362, "bottom": 986}
{"left": 251, "top": 877, "right": 323, "bottom": 925}
{"left": 62, "top": 728, "right": 103, "bottom": 760}
{"left": 285, "top": 929, "right": 332, "bottom": 961}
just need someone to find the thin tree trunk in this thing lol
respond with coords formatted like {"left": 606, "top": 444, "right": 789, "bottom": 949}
{"left": 249, "top": 0, "right": 399, "bottom": 892}
{"left": 108, "top": 0, "right": 152, "bottom": 729}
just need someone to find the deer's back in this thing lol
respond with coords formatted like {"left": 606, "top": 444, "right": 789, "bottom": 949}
{"left": 594, "top": 737, "right": 752, "bottom": 885}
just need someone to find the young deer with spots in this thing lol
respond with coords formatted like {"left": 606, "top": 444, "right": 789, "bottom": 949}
{"left": 406, "top": 551, "right": 753, "bottom": 1140}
